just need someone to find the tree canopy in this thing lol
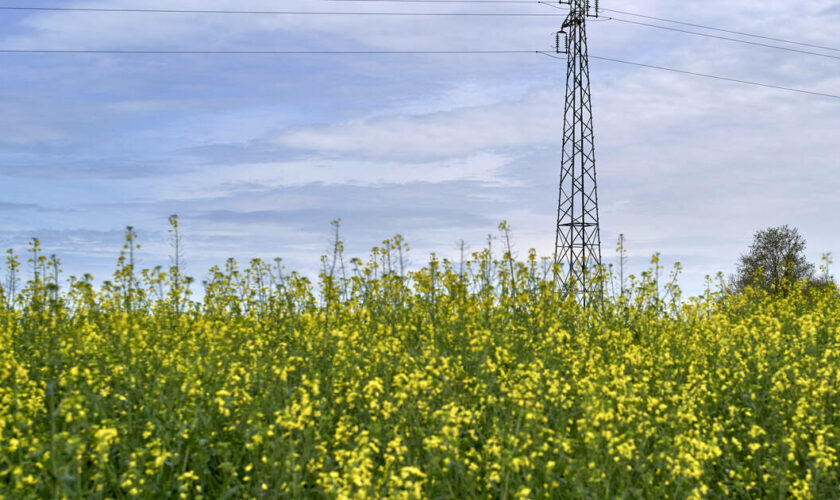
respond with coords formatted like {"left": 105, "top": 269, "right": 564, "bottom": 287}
{"left": 735, "top": 225, "right": 815, "bottom": 293}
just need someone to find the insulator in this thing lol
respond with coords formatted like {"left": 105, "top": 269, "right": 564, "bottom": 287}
{"left": 595, "top": 0, "right": 600, "bottom": 17}
{"left": 556, "top": 32, "right": 561, "bottom": 53}
{"left": 566, "top": 35, "right": 570, "bottom": 53}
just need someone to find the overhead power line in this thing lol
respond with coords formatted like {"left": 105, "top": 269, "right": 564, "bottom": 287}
{"left": 539, "top": 3, "right": 840, "bottom": 54}
{"left": 536, "top": 1, "right": 840, "bottom": 62}
{"left": 319, "top": 0, "right": 840, "bottom": 54}
{"left": 0, "top": 49, "right": 535, "bottom": 54}
{"left": 539, "top": 52, "right": 840, "bottom": 101}
{"left": 599, "top": 8, "right": 840, "bottom": 54}
{"left": 0, "top": 45, "right": 832, "bottom": 101}
{"left": 4, "top": 3, "right": 838, "bottom": 57}
{"left": 608, "top": 17, "right": 840, "bottom": 62}
{"left": 0, "top": 6, "right": 560, "bottom": 16}
{"left": 322, "top": 0, "right": 535, "bottom": 2}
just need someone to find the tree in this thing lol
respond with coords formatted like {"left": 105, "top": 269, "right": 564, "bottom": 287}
{"left": 734, "top": 225, "right": 815, "bottom": 293}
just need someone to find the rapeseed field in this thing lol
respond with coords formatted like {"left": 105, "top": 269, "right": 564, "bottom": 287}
{"left": 1, "top": 234, "right": 839, "bottom": 499}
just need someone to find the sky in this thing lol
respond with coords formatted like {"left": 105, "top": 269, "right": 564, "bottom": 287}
{"left": 0, "top": 0, "right": 838, "bottom": 296}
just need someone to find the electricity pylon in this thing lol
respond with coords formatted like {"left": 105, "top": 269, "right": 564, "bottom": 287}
{"left": 554, "top": 0, "right": 602, "bottom": 303}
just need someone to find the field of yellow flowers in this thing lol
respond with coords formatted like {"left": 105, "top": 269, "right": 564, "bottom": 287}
{"left": 1, "top": 234, "right": 839, "bottom": 499}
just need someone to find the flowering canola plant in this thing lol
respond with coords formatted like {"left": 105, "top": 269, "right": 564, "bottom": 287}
{"left": 1, "top": 234, "right": 839, "bottom": 499}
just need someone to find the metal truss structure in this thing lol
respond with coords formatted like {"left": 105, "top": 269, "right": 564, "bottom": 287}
{"left": 554, "top": 0, "right": 602, "bottom": 303}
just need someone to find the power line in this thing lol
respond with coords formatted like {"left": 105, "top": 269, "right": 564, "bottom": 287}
{"left": 0, "top": 44, "right": 835, "bottom": 101}
{"left": 542, "top": 0, "right": 840, "bottom": 62}
{"left": 0, "top": 49, "right": 537, "bottom": 54}
{"left": 320, "top": 0, "right": 840, "bottom": 54}
{"left": 608, "top": 17, "right": 840, "bottom": 62}
{"left": 0, "top": 6, "right": 560, "bottom": 17}
{"left": 539, "top": 51, "right": 840, "bottom": 101}
{"left": 4, "top": 3, "right": 837, "bottom": 59}
{"left": 600, "top": 8, "right": 840, "bottom": 54}
{"left": 322, "top": 0, "right": 534, "bottom": 2}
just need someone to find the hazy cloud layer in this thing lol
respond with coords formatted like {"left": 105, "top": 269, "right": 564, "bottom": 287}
{"left": 0, "top": 0, "right": 837, "bottom": 294}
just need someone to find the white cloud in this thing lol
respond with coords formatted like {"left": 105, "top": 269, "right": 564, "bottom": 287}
{"left": 272, "top": 93, "right": 562, "bottom": 159}
{"left": 145, "top": 151, "right": 516, "bottom": 202}
{"left": 1, "top": 0, "right": 838, "bottom": 295}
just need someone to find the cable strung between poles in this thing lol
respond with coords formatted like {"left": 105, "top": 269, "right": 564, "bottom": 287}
{"left": 0, "top": 45, "right": 835, "bottom": 101}
{"left": 0, "top": 6, "right": 561, "bottom": 16}
{"left": 540, "top": 51, "right": 840, "bottom": 101}
{"left": 599, "top": 8, "right": 840, "bottom": 53}
{"left": 608, "top": 17, "right": 840, "bottom": 62}
{"left": 335, "top": 0, "right": 840, "bottom": 53}
{"left": 5, "top": 2, "right": 837, "bottom": 55}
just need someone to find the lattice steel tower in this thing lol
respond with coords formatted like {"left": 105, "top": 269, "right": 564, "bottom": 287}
{"left": 554, "top": 0, "right": 602, "bottom": 301}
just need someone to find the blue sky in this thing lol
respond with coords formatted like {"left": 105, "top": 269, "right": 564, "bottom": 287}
{"left": 0, "top": 0, "right": 838, "bottom": 295}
